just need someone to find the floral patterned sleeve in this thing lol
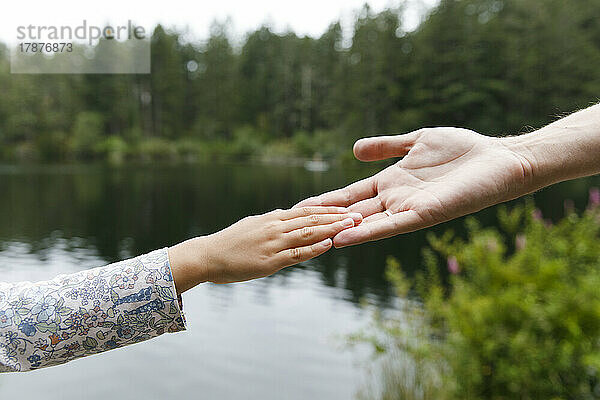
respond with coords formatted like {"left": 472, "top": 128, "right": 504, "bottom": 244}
{"left": 0, "top": 248, "right": 186, "bottom": 372}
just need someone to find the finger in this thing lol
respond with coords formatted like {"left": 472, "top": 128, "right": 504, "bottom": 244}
{"left": 362, "top": 211, "right": 388, "bottom": 224}
{"left": 348, "top": 197, "right": 385, "bottom": 219}
{"left": 283, "top": 213, "right": 363, "bottom": 232}
{"left": 353, "top": 131, "right": 421, "bottom": 162}
{"left": 294, "top": 177, "right": 377, "bottom": 208}
{"left": 281, "top": 218, "right": 355, "bottom": 248}
{"left": 274, "top": 238, "right": 333, "bottom": 268}
{"left": 276, "top": 206, "right": 349, "bottom": 220}
{"left": 332, "top": 210, "right": 424, "bottom": 248}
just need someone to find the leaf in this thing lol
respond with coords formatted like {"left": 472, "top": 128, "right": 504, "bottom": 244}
{"left": 100, "top": 321, "right": 115, "bottom": 329}
{"left": 117, "top": 314, "right": 124, "bottom": 325}
{"left": 36, "top": 322, "right": 58, "bottom": 333}
{"left": 96, "top": 331, "right": 105, "bottom": 340}
{"left": 82, "top": 336, "right": 98, "bottom": 350}
{"left": 107, "top": 307, "right": 115, "bottom": 318}
{"left": 58, "top": 307, "right": 73, "bottom": 316}
{"left": 111, "top": 289, "right": 119, "bottom": 303}
{"left": 157, "top": 286, "right": 174, "bottom": 301}
{"left": 154, "top": 318, "right": 171, "bottom": 327}
{"left": 16, "top": 307, "right": 30, "bottom": 316}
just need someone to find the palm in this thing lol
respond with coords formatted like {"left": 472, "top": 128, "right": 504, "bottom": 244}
{"left": 298, "top": 128, "right": 530, "bottom": 247}
{"left": 375, "top": 128, "right": 525, "bottom": 222}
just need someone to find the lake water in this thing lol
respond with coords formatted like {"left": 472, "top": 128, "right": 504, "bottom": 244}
{"left": 0, "top": 163, "right": 598, "bottom": 399}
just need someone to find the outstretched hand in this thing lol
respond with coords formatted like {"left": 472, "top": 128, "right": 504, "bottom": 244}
{"left": 296, "top": 128, "right": 534, "bottom": 247}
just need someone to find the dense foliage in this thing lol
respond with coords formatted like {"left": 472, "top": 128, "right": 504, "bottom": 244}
{"left": 358, "top": 190, "right": 600, "bottom": 399}
{"left": 2, "top": 0, "right": 600, "bottom": 162}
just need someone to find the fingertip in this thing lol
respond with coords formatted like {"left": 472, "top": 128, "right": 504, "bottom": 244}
{"left": 353, "top": 139, "right": 369, "bottom": 161}
{"left": 320, "top": 238, "right": 332, "bottom": 247}
{"left": 332, "top": 228, "right": 360, "bottom": 248}
{"left": 340, "top": 218, "right": 355, "bottom": 228}
{"left": 349, "top": 212, "right": 363, "bottom": 223}
{"left": 332, "top": 238, "right": 348, "bottom": 249}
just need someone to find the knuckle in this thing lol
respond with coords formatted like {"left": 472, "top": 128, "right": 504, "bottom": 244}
{"left": 289, "top": 248, "right": 303, "bottom": 261}
{"left": 269, "top": 209, "right": 284, "bottom": 218}
{"left": 342, "top": 189, "right": 351, "bottom": 204}
{"left": 259, "top": 254, "right": 272, "bottom": 267}
{"left": 266, "top": 221, "right": 280, "bottom": 232}
{"left": 301, "top": 207, "right": 313, "bottom": 216}
{"left": 300, "top": 226, "right": 313, "bottom": 239}
{"left": 308, "top": 214, "right": 321, "bottom": 224}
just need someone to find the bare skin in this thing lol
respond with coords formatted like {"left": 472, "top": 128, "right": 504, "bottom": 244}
{"left": 167, "top": 104, "right": 600, "bottom": 292}
{"left": 297, "top": 104, "right": 600, "bottom": 247}
{"left": 168, "top": 207, "right": 363, "bottom": 293}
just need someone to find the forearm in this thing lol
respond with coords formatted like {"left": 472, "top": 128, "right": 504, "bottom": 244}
{"left": 0, "top": 249, "right": 186, "bottom": 372}
{"left": 505, "top": 104, "right": 600, "bottom": 192}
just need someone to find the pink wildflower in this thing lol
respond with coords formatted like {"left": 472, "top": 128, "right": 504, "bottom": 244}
{"left": 447, "top": 256, "right": 460, "bottom": 275}
{"left": 532, "top": 209, "right": 543, "bottom": 221}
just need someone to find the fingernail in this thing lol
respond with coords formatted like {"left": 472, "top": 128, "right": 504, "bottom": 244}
{"left": 319, "top": 238, "right": 332, "bottom": 247}
{"left": 341, "top": 218, "right": 355, "bottom": 228}
{"left": 349, "top": 213, "right": 363, "bottom": 222}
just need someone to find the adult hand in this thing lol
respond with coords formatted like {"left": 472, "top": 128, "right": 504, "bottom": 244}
{"left": 296, "top": 128, "right": 534, "bottom": 247}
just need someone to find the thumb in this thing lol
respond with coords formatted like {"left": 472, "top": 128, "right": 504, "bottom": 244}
{"left": 353, "top": 131, "right": 421, "bottom": 162}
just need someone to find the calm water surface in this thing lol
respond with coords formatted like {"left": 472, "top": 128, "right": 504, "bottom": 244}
{"left": 0, "top": 163, "right": 597, "bottom": 399}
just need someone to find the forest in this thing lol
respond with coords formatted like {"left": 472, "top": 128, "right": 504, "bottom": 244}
{"left": 1, "top": 0, "right": 600, "bottom": 163}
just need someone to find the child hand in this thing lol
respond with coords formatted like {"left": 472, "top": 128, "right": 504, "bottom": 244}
{"left": 169, "top": 207, "right": 362, "bottom": 289}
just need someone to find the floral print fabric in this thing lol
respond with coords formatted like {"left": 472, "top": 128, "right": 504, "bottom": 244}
{"left": 0, "top": 248, "right": 186, "bottom": 372}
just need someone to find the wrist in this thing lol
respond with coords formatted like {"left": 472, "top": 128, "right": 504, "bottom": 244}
{"left": 503, "top": 105, "right": 600, "bottom": 193}
{"left": 501, "top": 129, "right": 570, "bottom": 195}
{"left": 168, "top": 236, "right": 211, "bottom": 293}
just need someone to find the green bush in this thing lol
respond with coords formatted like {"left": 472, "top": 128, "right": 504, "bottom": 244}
{"left": 229, "top": 126, "right": 266, "bottom": 159}
{"left": 174, "top": 138, "right": 209, "bottom": 162}
{"left": 134, "top": 137, "right": 177, "bottom": 161}
{"left": 94, "top": 135, "right": 129, "bottom": 164}
{"left": 360, "top": 192, "right": 600, "bottom": 400}
{"left": 291, "top": 129, "right": 350, "bottom": 159}
{"left": 35, "top": 130, "right": 67, "bottom": 161}
{"left": 291, "top": 130, "right": 314, "bottom": 157}
{"left": 259, "top": 139, "right": 301, "bottom": 163}
{"left": 68, "top": 111, "right": 104, "bottom": 158}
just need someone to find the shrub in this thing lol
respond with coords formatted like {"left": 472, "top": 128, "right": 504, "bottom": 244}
{"left": 94, "top": 135, "right": 129, "bottom": 164}
{"left": 68, "top": 111, "right": 104, "bottom": 158}
{"left": 229, "top": 126, "right": 266, "bottom": 159}
{"left": 36, "top": 130, "right": 67, "bottom": 161}
{"left": 360, "top": 191, "right": 600, "bottom": 399}
{"left": 135, "top": 137, "right": 177, "bottom": 161}
{"left": 174, "top": 138, "right": 209, "bottom": 162}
